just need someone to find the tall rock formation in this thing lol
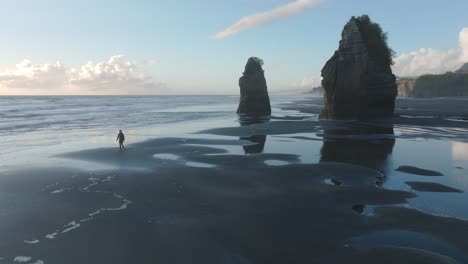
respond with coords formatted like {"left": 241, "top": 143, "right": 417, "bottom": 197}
{"left": 237, "top": 57, "right": 271, "bottom": 115}
{"left": 321, "top": 15, "right": 397, "bottom": 119}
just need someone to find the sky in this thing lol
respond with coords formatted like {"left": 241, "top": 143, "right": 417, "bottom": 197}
{"left": 0, "top": 0, "right": 467, "bottom": 95}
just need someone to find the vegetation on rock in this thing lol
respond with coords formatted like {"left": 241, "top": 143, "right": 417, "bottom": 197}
{"left": 352, "top": 15, "right": 395, "bottom": 66}
{"left": 244, "top": 57, "right": 264, "bottom": 74}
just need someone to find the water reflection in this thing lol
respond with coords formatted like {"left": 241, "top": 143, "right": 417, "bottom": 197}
{"left": 452, "top": 142, "right": 468, "bottom": 161}
{"left": 238, "top": 115, "right": 271, "bottom": 126}
{"left": 238, "top": 115, "right": 269, "bottom": 155}
{"left": 320, "top": 123, "right": 395, "bottom": 177}
{"left": 241, "top": 135, "right": 267, "bottom": 154}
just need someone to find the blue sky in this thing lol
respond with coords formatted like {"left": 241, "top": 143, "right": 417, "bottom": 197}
{"left": 0, "top": 0, "right": 467, "bottom": 95}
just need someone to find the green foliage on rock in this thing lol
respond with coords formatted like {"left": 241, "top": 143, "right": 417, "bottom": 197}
{"left": 352, "top": 15, "right": 395, "bottom": 66}
{"left": 244, "top": 57, "right": 264, "bottom": 74}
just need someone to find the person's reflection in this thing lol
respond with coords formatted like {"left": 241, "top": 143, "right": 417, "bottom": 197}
{"left": 320, "top": 123, "right": 395, "bottom": 182}
{"left": 238, "top": 115, "right": 269, "bottom": 155}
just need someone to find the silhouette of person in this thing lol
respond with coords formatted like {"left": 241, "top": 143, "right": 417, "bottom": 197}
{"left": 116, "top": 130, "right": 125, "bottom": 150}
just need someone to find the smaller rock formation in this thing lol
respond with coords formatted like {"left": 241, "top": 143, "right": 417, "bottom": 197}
{"left": 237, "top": 57, "right": 271, "bottom": 115}
{"left": 321, "top": 15, "right": 397, "bottom": 119}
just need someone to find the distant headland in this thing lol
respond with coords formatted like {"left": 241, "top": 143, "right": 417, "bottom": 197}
{"left": 398, "top": 62, "right": 468, "bottom": 97}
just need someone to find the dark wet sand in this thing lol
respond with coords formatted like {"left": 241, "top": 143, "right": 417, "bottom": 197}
{"left": 1, "top": 97, "right": 468, "bottom": 263}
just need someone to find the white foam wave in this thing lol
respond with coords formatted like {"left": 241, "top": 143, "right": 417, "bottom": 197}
{"left": 28, "top": 174, "right": 132, "bottom": 243}
{"left": 61, "top": 221, "right": 80, "bottom": 233}
{"left": 45, "top": 232, "right": 58, "bottom": 239}
{"left": 14, "top": 256, "right": 32, "bottom": 262}
{"left": 24, "top": 239, "right": 39, "bottom": 244}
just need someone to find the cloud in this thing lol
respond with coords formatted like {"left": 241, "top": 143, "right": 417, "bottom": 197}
{"left": 212, "top": 0, "right": 324, "bottom": 39}
{"left": 0, "top": 55, "right": 165, "bottom": 95}
{"left": 0, "top": 60, "right": 67, "bottom": 90}
{"left": 392, "top": 27, "right": 468, "bottom": 77}
{"left": 69, "top": 55, "right": 165, "bottom": 93}
{"left": 273, "top": 75, "right": 322, "bottom": 94}
{"left": 290, "top": 76, "right": 322, "bottom": 89}
{"left": 460, "top": 28, "right": 468, "bottom": 62}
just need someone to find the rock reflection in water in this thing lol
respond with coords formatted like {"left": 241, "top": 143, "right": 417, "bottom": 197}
{"left": 241, "top": 135, "right": 267, "bottom": 154}
{"left": 238, "top": 115, "right": 269, "bottom": 155}
{"left": 320, "top": 124, "right": 395, "bottom": 179}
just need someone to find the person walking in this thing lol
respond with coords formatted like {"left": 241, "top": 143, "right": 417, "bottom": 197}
{"left": 116, "top": 130, "right": 125, "bottom": 150}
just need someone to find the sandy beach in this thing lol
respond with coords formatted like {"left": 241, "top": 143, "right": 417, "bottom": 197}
{"left": 0, "top": 96, "right": 468, "bottom": 263}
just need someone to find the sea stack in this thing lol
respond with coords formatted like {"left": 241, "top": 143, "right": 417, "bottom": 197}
{"left": 237, "top": 57, "right": 271, "bottom": 115}
{"left": 320, "top": 15, "right": 397, "bottom": 119}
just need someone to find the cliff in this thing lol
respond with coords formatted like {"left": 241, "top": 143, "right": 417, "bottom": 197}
{"left": 237, "top": 57, "right": 271, "bottom": 115}
{"left": 397, "top": 78, "right": 416, "bottom": 97}
{"left": 456, "top": 63, "right": 468, "bottom": 74}
{"left": 411, "top": 72, "right": 468, "bottom": 97}
{"left": 397, "top": 77, "right": 468, "bottom": 97}
{"left": 397, "top": 63, "right": 468, "bottom": 97}
{"left": 320, "top": 15, "right": 397, "bottom": 119}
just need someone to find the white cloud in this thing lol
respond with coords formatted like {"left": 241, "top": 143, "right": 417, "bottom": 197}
{"left": 69, "top": 55, "right": 164, "bottom": 93}
{"left": 212, "top": 0, "right": 324, "bottom": 39}
{"left": 290, "top": 76, "right": 322, "bottom": 89}
{"left": 460, "top": 28, "right": 468, "bottom": 62}
{"left": 0, "top": 55, "right": 165, "bottom": 95}
{"left": 392, "top": 27, "right": 468, "bottom": 77}
{"left": 273, "top": 75, "right": 322, "bottom": 94}
{"left": 0, "top": 60, "right": 67, "bottom": 90}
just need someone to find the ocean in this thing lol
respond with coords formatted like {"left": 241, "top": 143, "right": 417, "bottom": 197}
{"left": 0, "top": 96, "right": 238, "bottom": 156}
{"left": 1, "top": 95, "right": 468, "bottom": 263}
